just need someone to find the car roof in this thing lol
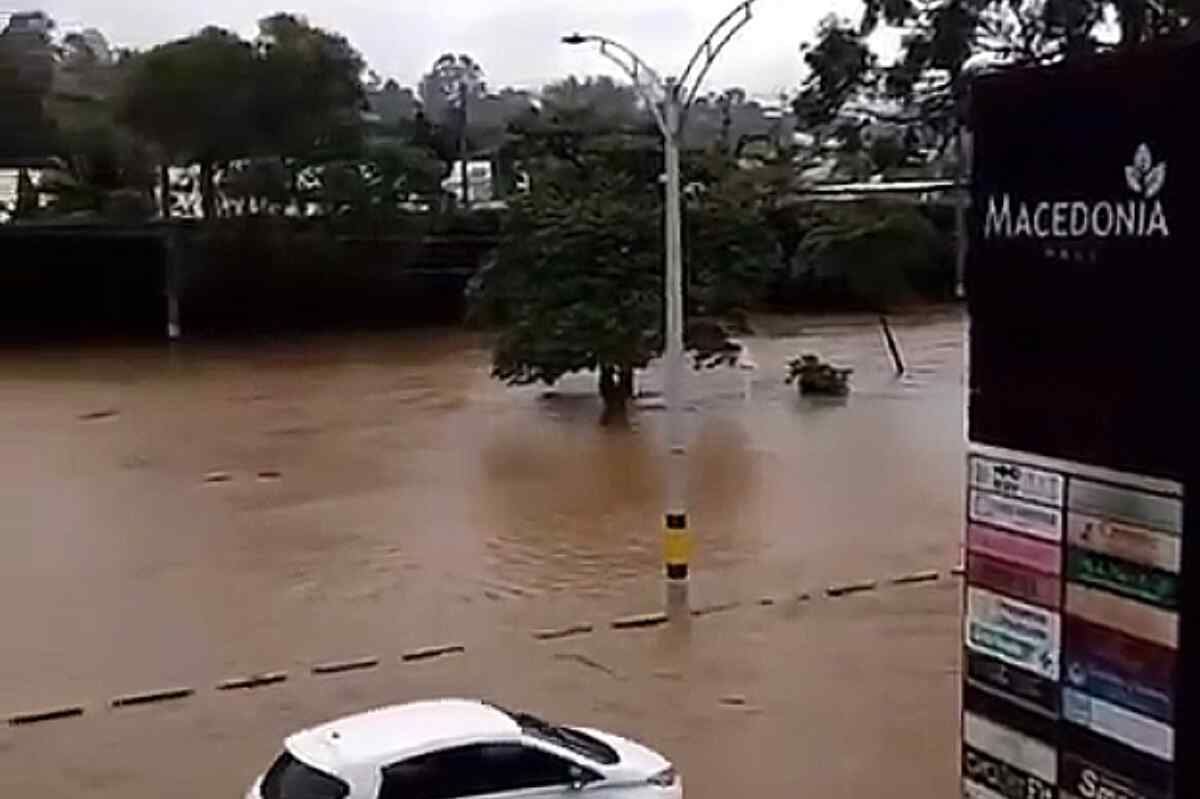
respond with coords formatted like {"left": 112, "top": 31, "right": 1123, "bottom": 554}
{"left": 286, "top": 699, "right": 522, "bottom": 774}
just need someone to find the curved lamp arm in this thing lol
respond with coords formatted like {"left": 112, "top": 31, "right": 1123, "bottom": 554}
{"left": 677, "top": 1, "right": 755, "bottom": 112}
{"left": 562, "top": 33, "right": 672, "bottom": 138}
{"left": 563, "top": 2, "right": 757, "bottom": 137}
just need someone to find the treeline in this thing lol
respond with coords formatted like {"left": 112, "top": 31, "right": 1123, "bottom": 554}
{"left": 0, "top": 11, "right": 452, "bottom": 224}
{"left": 0, "top": 11, "right": 800, "bottom": 227}
{"left": 2, "top": 0, "right": 1193, "bottom": 228}
{"left": 2, "top": 1, "right": 1191, "bottom": 338}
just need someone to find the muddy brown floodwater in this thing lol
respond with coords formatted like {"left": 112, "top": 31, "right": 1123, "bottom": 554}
{"left": 0, "top": 310, "right": 966, "bottom": 716}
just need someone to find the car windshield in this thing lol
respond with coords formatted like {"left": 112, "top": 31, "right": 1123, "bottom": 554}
{"left": 261, "top": 752, "right": 349, "bottom": 799}
{"left": 498, "top": 707, "right": 620, "bottom": 765}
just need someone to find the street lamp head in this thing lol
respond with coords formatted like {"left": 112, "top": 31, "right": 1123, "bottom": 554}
{"left": 561, "top": 33, "right": 587, "bottom": 45}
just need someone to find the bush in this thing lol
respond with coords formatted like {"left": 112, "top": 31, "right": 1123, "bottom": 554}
{"left": 786, "top": 354, "right": 852, "bottom": 396}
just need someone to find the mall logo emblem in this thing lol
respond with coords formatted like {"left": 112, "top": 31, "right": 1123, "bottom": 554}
{"left": 1125, "top": 144, "right": 1166, "bottom": 199}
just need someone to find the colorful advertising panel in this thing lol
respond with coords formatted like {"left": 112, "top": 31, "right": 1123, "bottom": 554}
{"left": 968, "top": 523, "right": 1063, "bottom": 575}
{"left": 963, "top": 711, "right": 1058, "bottom": 783}
{"left": 969, "top": 552, "right": 1061, "bottom": 609}
{"left": 967, "top": 649, "right": 1060, "bottom": 718}
{"left": 1066, "top": 514, "right": 1181, "bottom": 574}
{"left": 966, "top": 586, "right": 1061, "bottom": 681}
{"left": 1065, "top": 548, "right": 1179, "bottom": 610}
{"left": 1064, "top": 584, "right": 1179, "bottom": 651}
{"left": 970, "top": 490, "right": 1063, "bottom": 543}
{"left": 1063, "top": 617, "right": 1176, "bottom": 723}
{"left": 970, "top": 457, "right": 1066, "bottom": 508}
{"left": 1062, "top": 689, "right": 1174, "bottom": 762}
{"left": 1059, "top": 752, "right": 1171, "bottom": 799}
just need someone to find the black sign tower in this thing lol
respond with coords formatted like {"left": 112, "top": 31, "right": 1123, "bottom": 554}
{"left": 963, "top": 37, "right": 1198, "bottom": 799}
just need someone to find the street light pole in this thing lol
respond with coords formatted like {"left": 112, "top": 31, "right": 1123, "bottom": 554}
{"left": 661, "top": 87, "right": 688, "bottom": 580}
{"left": 459, "top": 80, "right": 471, "bottom": 210}
{"left": 563, "top": 1, "right": 757, "bottom": 585}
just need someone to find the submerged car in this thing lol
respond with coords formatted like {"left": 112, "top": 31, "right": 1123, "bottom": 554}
{"left": 247, "top": 698, "right": 682, "bottom": 799}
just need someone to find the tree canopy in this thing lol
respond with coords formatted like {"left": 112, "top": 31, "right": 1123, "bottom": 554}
{"left": 252, "top": 13, "right": 367, "bottom": 163}
{"left": 0, "top": 11, "right": 58, "bottom": 162}
{"left": 418, "top": 53, "right": 486, "bottom": 124}
{"left": 473, "top": 82, "right": 779, "bottom": 421}
{"left": 116, "top": 26, "right": 257, "bottom": 218}
{"left": 795, "top": 0, "right": 1195, "bottom": 147}
{"left": 114, "top": 16, "right": 371, "bottom": 219}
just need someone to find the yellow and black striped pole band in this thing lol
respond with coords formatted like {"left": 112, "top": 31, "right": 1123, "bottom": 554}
{"left": 664, "top": 512, "right": 691, "bottom": 580}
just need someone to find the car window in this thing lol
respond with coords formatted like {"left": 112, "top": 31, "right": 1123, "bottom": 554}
{"left": 261, "top": 752, "right": 349, "bottom": 799}
{"left": 489, "top": 706, "right": 620, "bottom": 766}
{"left": 380, "top": 743, "right": 591, "bottom": 799}
{"left": 474, "top": 743, "right": 584, "bottom": 791}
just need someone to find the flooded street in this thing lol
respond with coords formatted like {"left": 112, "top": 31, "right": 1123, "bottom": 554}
{"left": 0, "top": 310, "right": 965, "bottom": 715}
{"left": 1, "top": 579, "right": 962, "bottom": 799}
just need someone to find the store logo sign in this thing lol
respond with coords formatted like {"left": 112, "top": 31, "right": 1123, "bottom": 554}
{"left": 1061, "top": 753, "right": 1165, "bottom": 799}
{"left": 984, "top": 144, "right": 1169, "bottom": 240}
{"left": 963, "top": 747, "right": 1054, "bottom": 799}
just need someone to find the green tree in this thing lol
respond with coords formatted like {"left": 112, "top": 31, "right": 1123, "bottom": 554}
{"left": 38, "top": 120, "right": 156, "bottom": 219}
{"left": 418, "top": 53, "right": 486, "bottom": 121}
{"left": 505, "top": 75, "right": 660, "bottom": 192}
{"left": 476, "top": 94, "right": 776, "bottom": 423}
{"left": 116, "top": 27, "right": 257, "bottom": 220}
{"left": 116, "top": 17, "right": 369, "bottom": 220}
{"left": 292, "top": 140, "right": 444, "bottom": 229}
{"left": 0, "top": 11, "right": 58, "bottom": 217}
{"left": 793, "top": 16, "right": 876, "bottom": 130}
{"left": 39, "top": 27, "right": 158, "bottom": 220}
{"left": 857, "top": 0, "right": 1193, "bottom": 142}
{"left": 252, "top": 14, "right": 367, "bottom": 191}
{"left": 218, "top": 157, "right": 291, "bottom": 215}
{"left": 481, "top": 172, "right": 662, "bottom": 423}
{"left": 539, "top": 76, "right": 642, "bottom": 127}
{"left": 788, "top": 17, "right": 928, "bottom": 185}
{"left": 798, "top": 199, "right": 947, "bottom": 306}
{"left": 419, "top": 54, "right": 485, "bottom": 205}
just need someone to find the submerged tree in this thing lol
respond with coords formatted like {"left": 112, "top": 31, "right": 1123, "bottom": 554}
{"left": 481, "top": 172, "right": 660, "bottom": 423}
{"left": 474, "top": 83, "right": 777, "bottom": 424}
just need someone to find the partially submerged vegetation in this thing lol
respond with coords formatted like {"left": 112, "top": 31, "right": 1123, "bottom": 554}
{"left": 786, "top": 354, "right": 852, "bottom": 397}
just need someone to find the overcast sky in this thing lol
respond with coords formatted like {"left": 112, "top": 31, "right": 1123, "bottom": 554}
{"left": 34, "top": 0, "right": 900, "bottom": 99}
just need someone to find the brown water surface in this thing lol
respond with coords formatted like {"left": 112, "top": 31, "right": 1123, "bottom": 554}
{"left": 0, "top": 311, "right": 965, "bottom": 711}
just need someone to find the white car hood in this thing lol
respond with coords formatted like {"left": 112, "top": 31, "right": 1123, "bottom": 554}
{"left": 572, "top": 727, "right": 671, "bottom": 781}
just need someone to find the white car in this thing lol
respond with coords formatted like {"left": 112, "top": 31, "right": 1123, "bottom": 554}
{"left": 247, "top": 698, "right": 682, "bottom": 799}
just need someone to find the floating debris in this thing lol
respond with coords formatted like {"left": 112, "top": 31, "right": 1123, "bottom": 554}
{"left": 786, "top": 355, "right": 852, "bottom": 397}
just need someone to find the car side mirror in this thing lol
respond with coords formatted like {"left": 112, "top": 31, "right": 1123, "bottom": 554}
{"left": 568, "top": 766, "right": 586, "bottom": 791}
